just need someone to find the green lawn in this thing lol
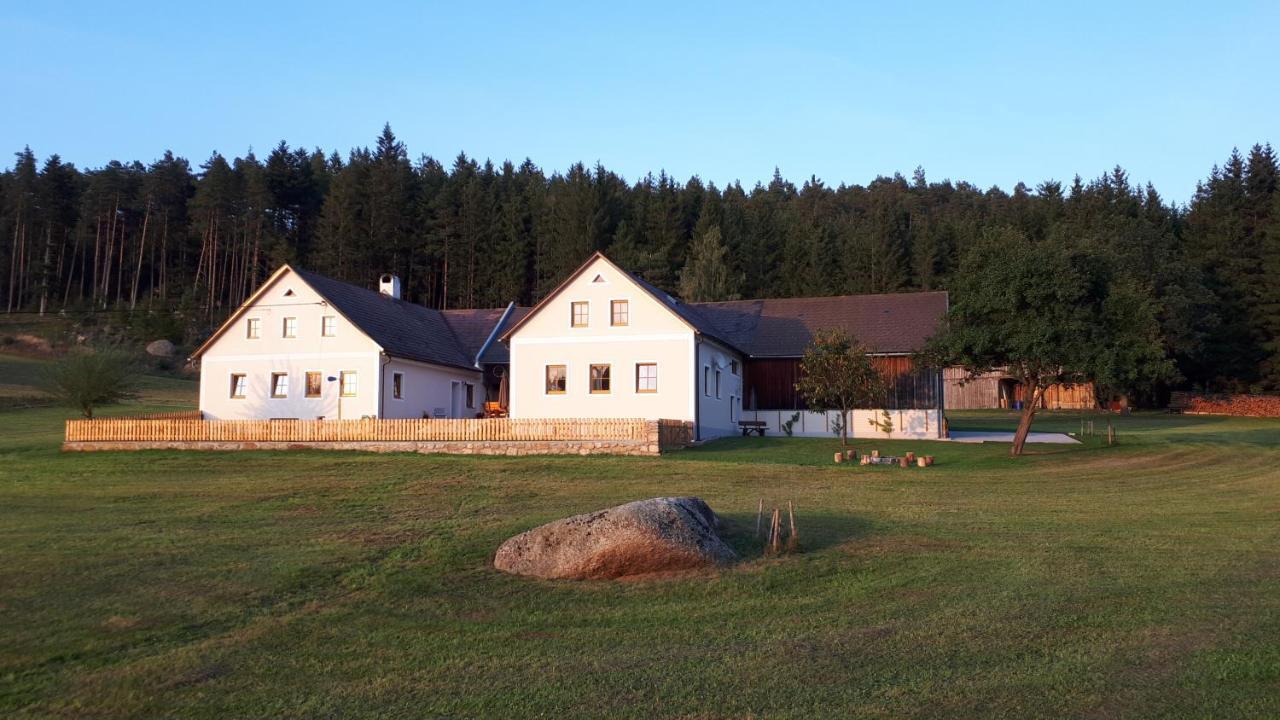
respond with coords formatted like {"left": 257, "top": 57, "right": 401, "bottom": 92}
{"left": 1, "top": 358, "right": 1278, "bottom": 718}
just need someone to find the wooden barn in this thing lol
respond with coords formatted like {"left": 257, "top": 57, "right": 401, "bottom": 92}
{"left": 942, "top": 367, "right": 1097, "bottom": 410}
{"left": 687, "top": 291, "right": 948, "bottom": 438}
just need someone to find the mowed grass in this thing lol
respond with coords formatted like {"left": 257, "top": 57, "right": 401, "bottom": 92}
{"left": 0, "top": 357, "right": 1277, "bottom": 718}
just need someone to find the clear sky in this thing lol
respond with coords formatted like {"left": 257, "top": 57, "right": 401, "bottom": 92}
{"left": 2, "top": 1, "right": 1276, "bottom": 203}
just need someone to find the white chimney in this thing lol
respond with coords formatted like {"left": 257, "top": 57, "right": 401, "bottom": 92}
{"left": 379, "top": 273, "right": 401, "bottom": 300}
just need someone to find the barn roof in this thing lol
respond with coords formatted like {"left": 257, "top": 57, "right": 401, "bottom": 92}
{"left": 688, "top": 292, "right": 949, "bottom": 357}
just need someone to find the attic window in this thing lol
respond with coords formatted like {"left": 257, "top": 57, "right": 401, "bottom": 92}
{"left": 591, "top": 274, "right": 606, "bottom": 283}
{"left": 284, "top": 289, "right": 296, "bottom": 297}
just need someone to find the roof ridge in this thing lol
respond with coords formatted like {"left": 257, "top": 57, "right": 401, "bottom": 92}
{"left": 690, "top": 289, "right": 949, "bottom": 306}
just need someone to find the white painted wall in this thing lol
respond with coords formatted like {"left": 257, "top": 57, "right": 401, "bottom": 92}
{"left": 381, "top": 357, "right": 484, "bottom": 419}
{"left": 198, "top": 270, "right": 385, "bottom": 420}
{"left": 742, "top": 408, "right": 945, "bottom": 439}
{"left": 197, "top": 267, "right": 482, "bottom": 420}
{"left": 696, "top": 339, "right": 744, "bottom": 439}
{"left": 508, "top": 256, "right": 697, "bottom": 424}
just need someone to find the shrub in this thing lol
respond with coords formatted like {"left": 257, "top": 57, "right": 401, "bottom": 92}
{"left": 41, "top": 347, "right": 140, "bottom": 418}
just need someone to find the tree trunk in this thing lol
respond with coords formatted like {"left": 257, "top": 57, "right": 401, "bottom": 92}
{"left": 840, "top": 409, "right": 849, "bottom": 447}
{"left": 1010, "top": 382, "right": 1044, "bottom": 457}
{"left": 131, "top": 202, "right": 150, "bottom": 310}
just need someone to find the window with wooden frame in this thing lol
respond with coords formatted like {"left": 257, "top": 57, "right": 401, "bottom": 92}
{"left": 610, "top": 299, "right": 629, "bottom": 326}
{"left": 340, "top": 371, "right": 357, "bottom": 397}
{"left": 246, "top": 318, "right": 260, "bottom": 339}
{"left": 635, "top": 363, "right": 658, "bottom": 393}
{"left": 392, "top": 372, "right": 403, "bottom": 399}
{"left": 545, "top": 365, "right": 567, "bottom": 394}
{"left": 282, "top": 317, "right": 297, "bottom": 338}
{"left": 229, "top": 373, "right": 247, "bottom": 398}
{"left": 321, "top": 316, "right": 336, "bottom": 337}
{"left": 571, "top": 301, "right": 589, "bottom": 327}
{"left": 703, "top": 366, "right": 710, "bottom": 396}
{"left": 305, "top": 371, "right": 322, "bottom": 398}
{"left": 590, "top": 364, "right": 611, "bottom": 393}
{"left": 465, "top": 383, "right": 475, "bottom": 408}
{"left": 270, "top": 372, "right": 289, "bottom": 398}
{"left": 730, "top": 360, "right": 739, "bottom": 375}
{"left": 715, "top": 369, "right": 722, "bottom": 399}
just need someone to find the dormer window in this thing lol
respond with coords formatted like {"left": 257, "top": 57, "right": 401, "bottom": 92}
{"left": 571, "top": 301, "right": 589, "bottom": 327}
{"left": 611, "top": 300, "right": 629, "bottom": 326}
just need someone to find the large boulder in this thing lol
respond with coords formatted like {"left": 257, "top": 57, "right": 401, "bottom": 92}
{"left": 145, "top": 339, "right": 176, "bottom": 357}
{"left": 494, "top": 497, "right": 737, "bottom": 580}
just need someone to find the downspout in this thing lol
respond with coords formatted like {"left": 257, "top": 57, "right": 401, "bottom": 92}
{"left": 693, "top": 336, "right": 701, "bottom": 441}
{"left": 378, "top": 352, "right": 390, "bottom": 419}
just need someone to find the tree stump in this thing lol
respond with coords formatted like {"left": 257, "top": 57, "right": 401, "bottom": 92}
{"left": 834, "top": 452, "right": 844, "bottom": 464}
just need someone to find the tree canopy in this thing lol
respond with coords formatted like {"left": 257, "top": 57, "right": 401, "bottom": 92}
{"left": 0, "top": 129, "right": 1277, "bottom": 395}
{"left": 795, "top": 329, "right": 887, "bottom": 447}
{"left": 926, "top": 228, "right": 1176, "bottom": 455}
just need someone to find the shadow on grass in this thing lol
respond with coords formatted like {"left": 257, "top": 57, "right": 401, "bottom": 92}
{"left": 717, "top": 510, "right": 874, "bottom": 560}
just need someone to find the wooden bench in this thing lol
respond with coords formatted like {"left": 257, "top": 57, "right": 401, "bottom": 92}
{"left": 738, "top": 420, "right": 767, "bottom": 437}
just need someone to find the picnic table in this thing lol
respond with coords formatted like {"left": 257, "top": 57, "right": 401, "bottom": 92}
{"left": 738, "top": 420, "right": 767, "bottom": 437}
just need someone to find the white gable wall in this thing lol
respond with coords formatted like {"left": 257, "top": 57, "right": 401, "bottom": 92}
{"left": 508, "top": 257, "right": 697, "bottom": 424}
{"left": 198, "top": 269, "right": 384, "bottom": 420}
{"left": 197, "top": 267, "right": 482, "bottom": 420}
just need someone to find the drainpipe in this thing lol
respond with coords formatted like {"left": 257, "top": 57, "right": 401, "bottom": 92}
{"left": 693, "top": 337, "right": 701, "bottom": 441}
{"left": 378, "top": 352, "right": 390, "bottom": 419}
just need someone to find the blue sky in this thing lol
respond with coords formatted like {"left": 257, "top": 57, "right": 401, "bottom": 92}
{"left": 2, "top": 2, "right": 1276, "bottom": 203}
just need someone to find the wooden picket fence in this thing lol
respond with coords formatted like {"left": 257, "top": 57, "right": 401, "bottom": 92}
{"left": 65, "top": 416, "right": 662, "bottom": 444}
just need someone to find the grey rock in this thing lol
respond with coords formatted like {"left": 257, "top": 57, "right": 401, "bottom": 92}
{"left": 494, "top": 496, "right": 736, "bottom": 580}
{"left": 145, "top": 339, "right": 176, "bottom": 357}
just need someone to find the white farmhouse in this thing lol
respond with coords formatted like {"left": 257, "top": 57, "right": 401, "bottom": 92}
{"left": 501, "top": 253, "right": 949, "bottom": 441}
{"left": 501, "top": 253, "right": 745, "bottom": 439}
{"left": 189, "top": 265, "right": 520, "bottom": 420}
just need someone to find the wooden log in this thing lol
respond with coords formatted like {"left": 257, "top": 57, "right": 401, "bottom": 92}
{"left": 834, "top": 452, "right": 844, "bottom": 464}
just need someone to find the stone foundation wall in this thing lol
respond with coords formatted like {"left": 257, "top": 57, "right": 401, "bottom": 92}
{"left": 62, "top": 439, "right": 664, "bottom": 456}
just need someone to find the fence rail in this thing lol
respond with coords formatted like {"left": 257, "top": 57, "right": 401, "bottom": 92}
{"left": 66, "top": 416, "right": 672, "bottom": 444}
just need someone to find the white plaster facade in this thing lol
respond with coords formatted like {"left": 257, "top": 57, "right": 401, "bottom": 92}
{"left": 505, "top": 255, "right": 743, "bottom": 439}
{"left": 194, "top": 267, "right": 482, "bottom": 420}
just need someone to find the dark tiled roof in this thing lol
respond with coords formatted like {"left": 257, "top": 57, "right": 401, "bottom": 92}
{"left": 442, "top": 306, "right": 531, "bottom": 364}
{"left": 292, "top": 269, "right": 476, "bottom": 370}
{"left": 688, "top": 291, "right": 949, "bottom": 357}
{"left": 625, "top": 273, "right": 741, "bottom": 349}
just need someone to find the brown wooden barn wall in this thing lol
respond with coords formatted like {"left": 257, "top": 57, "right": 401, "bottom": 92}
{"left": 943, "top": 367, "right": 1097, "bottom": 409}
{"left": 743, "top": 356, "right": 941, "bottom": 411}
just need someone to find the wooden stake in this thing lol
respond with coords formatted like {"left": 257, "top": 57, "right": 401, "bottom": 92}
{"left": 787, "top": 501, "right": 798, "bottom": 552}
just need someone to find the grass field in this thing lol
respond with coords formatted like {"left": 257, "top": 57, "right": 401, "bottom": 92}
{"left": 1, "top": 352, "right": 1278, "bottom": 718}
